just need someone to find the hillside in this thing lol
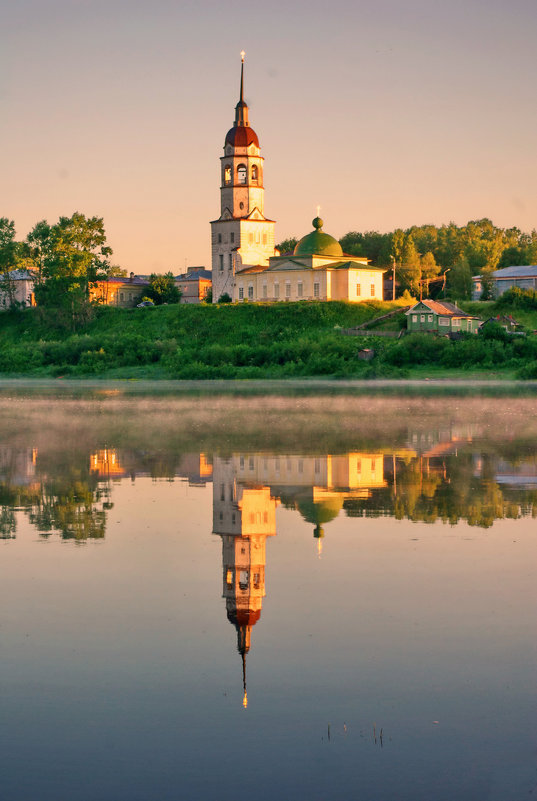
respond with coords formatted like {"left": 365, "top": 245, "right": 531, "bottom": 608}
{"left": 0, "top": 301, "right": 401, "bottom": 379}
{"left": 1, "top": 298, "right": 537, "bottom": 380}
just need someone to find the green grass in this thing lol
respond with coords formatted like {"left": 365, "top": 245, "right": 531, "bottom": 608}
{"left": 1, "top": 298, "right": 536, "bottom": 380}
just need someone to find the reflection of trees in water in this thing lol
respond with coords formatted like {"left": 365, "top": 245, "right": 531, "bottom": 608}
{"left": 28, "top": 477, "right": 108, "bottom": 540}
{"left": 0, "top": 506, "right": 16, "bottom": 539}
{"left": 344, "top": 453, "right": 537, "bottom": 528}
{"left": 0, "top": 451, "right": 111, "bottom": 540}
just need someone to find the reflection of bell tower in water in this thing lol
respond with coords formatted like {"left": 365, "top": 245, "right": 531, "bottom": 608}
{"left": 212, "top": 456, "right": 277, "bottom": 707}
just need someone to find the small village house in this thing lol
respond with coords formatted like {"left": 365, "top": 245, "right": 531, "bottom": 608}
{"left": 90, "top": 274, "right": 150, "bottom": 307}
{"left": 406, "top": 300, "right": 481, "bottom": 334}
{"left": 174, "top": 267, "right": 212, "bottom": 303}
{"left": 0, "top": 269, "right": 36, "bottom": 308}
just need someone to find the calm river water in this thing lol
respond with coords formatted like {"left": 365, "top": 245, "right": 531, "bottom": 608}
{"left": 0, "top": 390, "right": 535, "bottom": 800}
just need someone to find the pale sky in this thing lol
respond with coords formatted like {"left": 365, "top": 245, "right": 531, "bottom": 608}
{"left": 3, "top": 0, "right": 537, "bottom": 272}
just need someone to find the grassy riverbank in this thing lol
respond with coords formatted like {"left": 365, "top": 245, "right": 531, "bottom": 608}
{"left": 1, "top": 299, "right": 537, "bottom": 379}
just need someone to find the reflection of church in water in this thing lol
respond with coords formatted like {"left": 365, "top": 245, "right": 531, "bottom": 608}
{"left": 212, "top": 452, "right": 387, "bottom": 706}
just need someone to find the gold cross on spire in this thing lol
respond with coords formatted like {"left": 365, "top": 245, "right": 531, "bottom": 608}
{"left": 240, "top": 50, "right": 245, "bottom": 62}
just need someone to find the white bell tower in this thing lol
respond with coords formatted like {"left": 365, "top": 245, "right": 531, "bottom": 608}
{"left": 210, "top": 53, "right": 276, "bottom": 302}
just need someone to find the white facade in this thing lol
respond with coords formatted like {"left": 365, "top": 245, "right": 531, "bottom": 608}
{"left": 211, "top": 57, "right": 275, "bottom": 302}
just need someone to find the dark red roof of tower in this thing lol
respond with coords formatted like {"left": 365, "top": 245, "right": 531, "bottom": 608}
{"left": 225, "top": 126, "right": 259, "bottom": 147}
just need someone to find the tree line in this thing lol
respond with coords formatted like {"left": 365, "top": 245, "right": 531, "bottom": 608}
{"left": 278, "top": 218, "right": 537, "bottom": 300}
{"left": 0, "top": 214, "right": 183, "bottom": 328}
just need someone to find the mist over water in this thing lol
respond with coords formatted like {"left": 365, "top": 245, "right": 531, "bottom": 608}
{"left": 0, "top": 391, "right": 535, "bottom": 800}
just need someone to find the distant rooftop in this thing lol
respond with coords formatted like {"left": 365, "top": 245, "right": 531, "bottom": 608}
{"left": 406, "top": 299, "right": 478, "bottom": 318}
{"left": 0, "top": 269, "right": 36, "bottom": 281}
{"left": 492, "top": 265, "right": 537, "bottom": 278}
{"left": 175, "top": 269, "right": 212, "bottom": 281}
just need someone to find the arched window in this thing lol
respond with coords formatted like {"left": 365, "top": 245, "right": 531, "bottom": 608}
{"left": 224, "top": 165, "right": 231, "bottom": 185}
{"left": 251, "top": 164, "right": 258, "bottom": 182}
{"left": 237, "top": 164, "right": 247, "bottom": 184}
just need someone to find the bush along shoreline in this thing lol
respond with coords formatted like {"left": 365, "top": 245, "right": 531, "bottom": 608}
{"left": 0, "top": 298, "right": 537, "bottom": 379}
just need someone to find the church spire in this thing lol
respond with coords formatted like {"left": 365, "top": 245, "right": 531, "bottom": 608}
{"left": 234, "top": 51, "right": 249, "bottom": 127}
{"left": 242, "top": 651, "right": 248, "bottom": 709}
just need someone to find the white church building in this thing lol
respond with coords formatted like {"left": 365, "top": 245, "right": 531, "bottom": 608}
{"left": 211, "top": 56, "right": 385, "bottom": 304}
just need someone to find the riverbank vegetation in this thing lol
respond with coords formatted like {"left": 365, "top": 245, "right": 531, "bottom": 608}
{"left": 0, "top": 296, "right": 537, "bottom": 380}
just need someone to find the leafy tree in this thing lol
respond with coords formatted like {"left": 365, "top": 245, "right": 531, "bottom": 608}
{"left": 398, "top": 235, "right": 421, "bottom": 295}
{"left": 203, "top": 287, "right": 213, "bottom": 303}
{"left": 31, "top": 213, "right": 113, "bottom": 328}
{"left": 276, "top": 237, "right": 298, "bottom": 254}
{"left": 218, "top": 292, "right": 232, "bottom": 303}
{"left": 0, "top": 219, "right": 19, "bottom": 309}
{"left": 448, "top": 255, "right": 473, "bottom": 299}
{"left": 26, "top": 220, "right": 51, "bottom": 281}
{"left": 146, "top": 272, "right": 181, "bottom": 305}
{"left": 390, "top": 229, "right": 405, "bottom": 268}
{"left": 420, "top": 251, "right": 440, "bottom": 296}
{"left": 339, "top": 230, "right": 392, "bottom": 265}
{"left": 480, "top": 268, "right": 495, "bottom": 300}
{"left": 109, "top": 264, "right": 128, "bottom": 277}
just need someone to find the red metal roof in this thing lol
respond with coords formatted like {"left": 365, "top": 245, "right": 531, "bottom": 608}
{"left": 225, "top": 126, "right": 259, "bottom": 148}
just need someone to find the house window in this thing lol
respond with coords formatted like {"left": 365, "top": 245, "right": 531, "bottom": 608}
{"left": 226, "top": 570, "right": 233, "bottom": 587}
{"left": 248, "top": 284, "right": 254, "bottom": 300}
{"left": 420, "top": 314, "right": 425, "bottom": 322}
{"left": 218, "top": 233, "right": 222, "bottom": 243}
{"left": 228, "top": 253, "right": 232, "bottom": 269}
{"left": 230, "top": 232, "right": 234, "bottom": 243}
{"left": 237, "top": 164, "right": 247, "bottom": 184}
{"left": 370, "top": 283, "right": 375, "bottom": 297}
{"left": 285, "top": 282, "right": 291, "bottom": 298}
{"left": 297, "top": 282, "right": 303, "bottom": 298}
{"left": 274, "top": 283, "right": 280, "bottom": 299}
{"left": 255, "top": 231, "right": 260, "bottom": 244}
{"left": 452, "top": 318, "right": 461, "bottom": 327}
{"left": 239, "top": 455, "right": 245, "bottom": 469}
{"left": 120, "top": 292, "right": 124, "bottom": 301}
{"left": 262, "top": 234, "right": 267, "bottom": 245}
{"left": 224, "top": 165, "right": 231, "bottom": 185}
{"left": 356, "top": 284, "right": 361, "bottom": 296}
{"left": 412, "top": 314, "right": 417, "bottom": 322}
{"left": 239, "top": 570, "right": 248, "bottom": 590}
{"left": 251, "top": 165, "right": 258, "bottom": 182}
{"left": 238, "top": 286, "right": 244, "bottom": 299}
{"left": 248, "top": 233, "right": 253, "bottom": 244}
{"left": 314, "top": 282, "right": 320, "bottom": 298}
{"left": 439, "top": 317, "right": 449, "bottom": 326}
{"left": 262, "top": 283, "right": 267, "bottom": 299}
{"left": 219, "top": 254, "right": 224, "bottom": 271}
{"left": 428, "top": 314, "right": 433, "bottom": 322}
{"left": 220, "top": 484, "right": 225, "bottom": 501}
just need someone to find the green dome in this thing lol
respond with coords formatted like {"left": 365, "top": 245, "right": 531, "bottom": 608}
{"left": 296, "top": 497, "right": 343, "bottom": 527}
{"left": 293, "top": 217, "right": 343, "bottom": 257}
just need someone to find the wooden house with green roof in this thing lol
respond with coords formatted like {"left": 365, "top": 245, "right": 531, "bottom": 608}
{"left": 406, "top": 300, "right": 481, "bottom": 334}
{"left": 234, "top": 217, "right": 386, "bottom": 302}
